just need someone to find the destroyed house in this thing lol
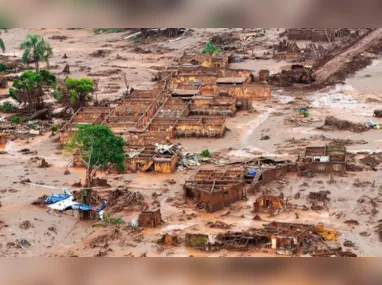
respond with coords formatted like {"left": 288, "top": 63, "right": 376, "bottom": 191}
{"left": 178, "top": 54, "right": 229, "bottom": 68}
{"left": 215, "top": 222, "right": 315, "bottom": 254}
{"left": 0, "top": 132, "right": 8, "bottom": 145}
{"left": 125, "top": 145, "right": 179, "bottom": 173}
{"left": 138, "top": 209, "right": 162, "bottom": 227}
{"left": 184, "top": 168, "right": 246, "bottom": 212}
{"left": 286, "top": 28, "right": 348, "bottom": 42}
{"left": 253, "top": 195, "right": 287, "bottom": 214}
{"left": 300, "top": 146, "right": 346, "bottom": 173}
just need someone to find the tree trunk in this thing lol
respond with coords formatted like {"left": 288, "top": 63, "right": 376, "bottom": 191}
{"left": 34, "top": 57, "right": 39, "bottom": 73}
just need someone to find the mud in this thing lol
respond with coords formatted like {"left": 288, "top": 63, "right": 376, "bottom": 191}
{"left": 1, "top": 28, "right": 382, "bottom": 257}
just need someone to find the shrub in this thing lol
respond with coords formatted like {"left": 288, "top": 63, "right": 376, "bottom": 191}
{"left": 0, "top": 63, "right": 8, "bottom": 72}
{"left": 94, "top": 28, "right": 125, "bottom": 34}
{"left": 10, "top": 115, "right": 20, "bottom": 124}
{"left": 103, "top": 213, "right": 125, "bottom": 225}
{"left": 200, "top": 149, "right": 211, "bottom": 158}
{"left": 51, "top": 125, "right": 59, "bottom": 132}
{"left": 203, "top": 42, "right": 220, "bottom": 55}
{"left": 0, "top": 101, "right": 16, "bottom": 113}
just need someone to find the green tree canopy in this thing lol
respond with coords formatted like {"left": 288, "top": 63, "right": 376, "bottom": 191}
{"left": 0, "top": 28, "right": 6, "bottom": 53}
{"left": 68, "top": 125, "right": 125, "bottom": 186}
{"left": 203, "top": 42, "right": 220, "bottom": 55}
{"left": 9, "top": 70, "right": 56, "bottom": 111}
{"left": 20, "top": 34, "right": 53, "bottom": 72}
{"left": 53, "top": 78, "right": 94, "bottom": 109}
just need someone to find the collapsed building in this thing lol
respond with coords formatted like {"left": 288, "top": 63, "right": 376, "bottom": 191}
{"left": 183, "top": 168, "right": 247, "bottom": 212}
{"left": 299, "top": 146, "right": 347, "bottom": 173}
{"left": 286, "top": 28, "right": 350, "bottom": 42}
{"left": 125, "top": 145, "right": 179, "bottom": 173}
{"left": 253, "top": 195, "right": 289, "bottom": 215}
{"left": 178, "top": 53, "right": 230, "bottom": 68}
{"left": 186, "top": 222, "right": 316, "bottom": 255}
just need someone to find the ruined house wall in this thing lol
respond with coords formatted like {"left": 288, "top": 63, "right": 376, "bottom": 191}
{"left": 175, "top": 119, "right": 225, "bottom": 138}
{"left": 0, "top": 133, "right": 7, "bottom": 145}
{"left": 190, "top": 98, "right": 236, "bottom": 116}
{"left": 126, "top": 157, "right": 151, "bottom": 171}
{"left": 299, "top": 162, "right": 346, "bottom": 173}
{"left": 195, "top": 183, "right": 244, "bottom": 212}
{"left": 215, "top": 84, "right": 272, "bottom": 101}
{"left": 125, "top": 131, "right": 170, "bottom": 146}
{"left": 171, "top": 75, "right": 218, "bottom": 88}
{"left": 250, "top": 164, "right": 298, "bottom": 191}
{"left": 254, "top": 195, "right": 284, "bottom": 212}
{"left": 116, "top": 101, "right": 151, "bottom": 116}
{"left": 273, "top": 53, "right": 300, "bottom": 60}
{"left": 138, "top": 210, "right": 161, "bottom": 227}
{"left": 154, "top": 156, "right": 179, "bottom": 173}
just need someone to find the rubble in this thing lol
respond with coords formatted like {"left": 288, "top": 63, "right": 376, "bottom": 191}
{"left": 19, "top": 221, "right": 33, "bottom": 230}
{"left": 322, "top": 116, "right": 369, "bottom": 133}
{"left": 27, "top": 157, "right": 50, "bottom": 168}
{"left": 206, "top": 221, "right": 231, "bottom": 229}
{"left": 106, "top": 188, "right": 147, "bottom": 214}
{"left": 157, "top": 234, "right": 181, "bottom": 246}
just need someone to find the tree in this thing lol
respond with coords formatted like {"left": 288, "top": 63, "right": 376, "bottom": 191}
{"left": 0, "top": 28, "right": 6, "bottom": 53}
{"left": 9, "top": 70, "right": 56, "bottom": 111}
{"left": 20, "top": 34, "right": 53, "bottom": 72}
{"left": 68, "top": 125, "right": 125, "bottom": 186}
{"left": 203, "top": 42, "right": 220, "bottom": 55}
{"left": 53, "top": 78, "right": 94, "bottom": 109}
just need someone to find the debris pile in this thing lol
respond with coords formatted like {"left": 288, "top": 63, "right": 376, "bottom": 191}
{"left": 206, "top": 220, "right": 232, "bottom": 229}
{"left": 355, "top": 195, "right": 379, "bottom": 216}
{"left": 19, "top": 220, "right": 33, "bottom": 230}
{"left": 107, "top": 188, "right": 147, "bottom": 214}
{"left": 157, "top": 234, "right": 181, "bottom": 246}
{"left": 322, "top": 116, "right": 369, "bottom": 133}
{"left": 27, "top": 157, "right": 50, "bottom": 168}
{"left": 90, "top": 49, "right": 111, "bottom": 57}
{"left": 373, "top": 109, "right": 382, "bottom": 117}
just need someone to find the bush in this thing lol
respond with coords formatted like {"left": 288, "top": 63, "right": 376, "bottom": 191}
{"left": 51, "top": 125, "right": 59, "bottom": 132}
{"left": 10, "top": 115, "right": 20, "bottom": 124}
{"left": 103, "top": 213, "right": 125, "bottom": 225}
{"left": 0, "top": 63, "right": 8, "bottom": 72}
{"left": 93, "top": 28, "right": 125, "bottom": 34}
{"left": 0, "top": 101, "right": 16, "bottom": 113}
{"left": 203, "top": 42, "right": 220, "bottom": 55}
{"left": 200, "top": 149, "right": 211, "bottom": 158}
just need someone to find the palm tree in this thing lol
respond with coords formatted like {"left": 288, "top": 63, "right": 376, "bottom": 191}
{"left": 0, "top": 29, "right": 6, "bottom": 53}
{"left": 20, "top": 34, "right": 53, "bottom": 72}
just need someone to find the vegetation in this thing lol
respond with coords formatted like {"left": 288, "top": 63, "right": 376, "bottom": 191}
{"left": 0, "top": 101, "right": 16, "bottom": 113}
{"left": 9, "top": 70, "right": 56, "bottom": 111}
{"left": 54, "top": 78, "right": 94, "bottom": 109}
{"left": 203, "top": 42, "right": 220, "bottom": 55}
{"left": 103, "top": 213, "right": 125, "bottom": 225}
{"left": 93, "top": 28, "right": 125, "bottom": 34}
{"left": 0, "top": 63, "right": 8, "bottom": 72}
{"left": 51, "top": 124, "right": 59, "bottom": 134}
{"left": 10, "top": 115, "right": 20, "bottom": 124}
{"left": 0, "top": 28, "right": 6, "bottom": 52}
{"left": 20, "top": 34, "right": 53, "bottom": 72}
{"left": 200, "top": 149, "right": 211, "bottom": 158}
{"left": 68, "top": 125, "right": 125, "bottom": 186}
{"left": 299, "top": 108, "right": 310, "bottom": 117}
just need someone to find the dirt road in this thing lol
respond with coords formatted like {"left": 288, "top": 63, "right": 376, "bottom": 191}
{"left": 314, "top": 28, "right": 382, "bottom": 83}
